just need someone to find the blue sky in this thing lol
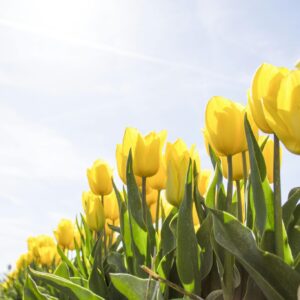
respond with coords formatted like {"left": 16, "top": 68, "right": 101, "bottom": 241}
{"left": 0, "top": 0, "right": 299, "bottom": 273}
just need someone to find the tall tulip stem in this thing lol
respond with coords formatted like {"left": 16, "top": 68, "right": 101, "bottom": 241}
{"left": 242, "top": 151, "right": 247, "bottom": 186}
{"left": 226, "top": 155, "right": 233, "bottom": 211}
{"left": 101, "top": 195, "right": 107, "bottom": 257}
{"left": 223, "top": 155, "right": 234, "bottom": 300}
{"left": 155, "top": 190, "right": 161, "bottom": 232}
{"left": 236, "top": 180, "right": 243, "bottom": 223}
{"left": 142, "top": 177, "right": 147, "bottom": 225}
{"left": 273, "top": 134, "right": 284, "bottom": 259}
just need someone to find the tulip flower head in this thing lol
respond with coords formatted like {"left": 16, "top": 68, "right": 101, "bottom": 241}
{"left": 87, "top": 160, "right": 113, "bottom": 196}
{"left": 249, "top": 63, "right": 289, "bottom": 133}
{"left": 133, "top": 130, "right": 167, "bottom": 178}
{"left": 197, "top": 169, "right": 212, "bottom": 197}
{"left": 262, "top": 70, "right": 300, "bottom": 154}
{"left": 116, "top": 127, "right": 142, "bottom": 185}
{"left": 82, "top": 191, "right": 105, "bottom": 232}
{"left": 103, "top": 192, "right": 119, "bottom": 221}
{"left": 165, "top": 139, "right": 199, "bottom": 207}
{"left": 54, "top": 219, "right": 78, "bottom": 250}
{"left": 205, "top": 96, "right": 247, "bottom": 156}
{"left": 221, "top": 152, "right": 249, "bottom": 181}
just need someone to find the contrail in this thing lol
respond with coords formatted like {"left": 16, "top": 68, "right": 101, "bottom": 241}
{"left": 0, "top": 18, "right": 236, "bottom": 83}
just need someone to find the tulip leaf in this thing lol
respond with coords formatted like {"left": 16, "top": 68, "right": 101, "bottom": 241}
{"left": 287, "top": 204, "right": 300, "bottom": 258}
{"left": 112, "top": 180, "right": 134, "bottom": 273}
{"left": 244, "top": 116, "right": 266, "bottom": 238}
{"left": 156, "top": 208, "right": 177, "bottom": 293}
{"left": 196, "top": 214, "right": 213, "bottom": 280}
{"left": 88, "top": 268, "right": 107, "bottom": 298}
{"left": 110, "top": 273, "right": 162, "bottom": 300}
{"left": 23, "top": 275, "right": 50, "bottom": 300}
{"left": 126, "top": 151, "right": 149, "bottom": 276}
{"left": 283, "top": 187, "right": 300, "bottom": 230}
{"left": 176, "top": 160, "right": 202, "bottom": 295}
{"left": 205, "top": 289, "right": 223, "bottom": 300}
{"left": 243, "top": 277, "right": 265, "bottom": 300}
{"left": 29, "top": 268, "right": 104, "bottom": 300}
{"left": 106, "top": 252, "right": 127, "bottom": 273}
{"left": 54, "top": 262, "right": 70, "bottom": 279}
{"left": 210, "top": 208, "right": 300, "bottom": 300}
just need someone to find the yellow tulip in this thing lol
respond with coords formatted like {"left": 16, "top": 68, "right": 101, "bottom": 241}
{"left": 103, "top": 192, "right": 119, "bottom": 221}
{"left": 16, "top": 253, "right": 32, "bottom": 271}
{"left": 54, "top": 219, "right": 77, "bottom": 250}
{"left": 197, "top": 169, "right": 212, "bottom": 197}
{"left": 146, "top": 187, "right": 158, "bottom": 206}
{"left": 87, "top": 160, "right": 113, "bottom": 196}
{"left": 82, "top": 191, "right": 105, "bottom": 232}
{"left": 221, "top": 152, "right": 249, "bottom": 181}
{"left": 262, "top": 70, "right": 300, "bottom": 154}
{"left": 165, "top": 139, "right": 197, "bottom": 207}
{"left": 249, "top": 63, "right": 289, "bottom": 133}
{"left": 116, "top": 128, "right": 142, "bottom": 185}
{"left": 38, "top": 246, "right": 59, "bottom": 267}
{"left": 205, "top": 96, "right": 247, "bottom": 156}
{"left": 133, "top": 130, "right": 167, "bottom": 178}
{"left": 148, "top": 158, "right": 167, "bottom": 191}
{"left": 259, "top": 136, "right": 282, "bottom": 183}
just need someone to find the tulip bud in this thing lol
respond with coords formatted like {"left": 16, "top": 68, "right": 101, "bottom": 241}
{"left": 82, "top": 191, "right": 105, "bottom": 232}
{"left": 221, "top": 152, "right": 249, "bottom": 181}
{"left": 103, "top": 192, "right": 119, "bottom": 221}
{"left": 87, "top": 160, "right": 113, "bottom": 196}
{"left": 205, "top": 96, "right": 247, "bottom": 156}
{"left": 116, "top": 128, "right": 142, "bottom": 185}
{"left": 54, "top": 219, "right": 77, "bottom": 250}
{"left": 148, "top": 158, "right": 167, "bottom": 191}
{"left": 165, "top": 139, "right": 198, "bottom": 207}
{"left": 146, "top": 187, "right": 158, "bottom": 206}
{"left": 263, "top": 70, "right": 300, "bottom": 154}
{"left": 259, "top": 136, "right": 282, "bottom": 183}
{"left": 249, "top": 63, "right": 289, "bottom": 133}
{"left": 133, "top": 130, "right": 167, "bottom": 178}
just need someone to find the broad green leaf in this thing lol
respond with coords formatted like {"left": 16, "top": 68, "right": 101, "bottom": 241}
{"left": 89, "top": 234, "right": 107, "bottom": 298}
{"left": 54, "top": 262, "right": 70, "bottom": 279}
{"left": 196, "top": 214, "right": 213, "bottom": 280}
{"left": 126, "top": 151, "right": 149, "bottom": 276}
{"left": 211, "top": 209, "right": 300, "bottom": 300}
{"left": 110, "top": 273, "right": 162, "bottom": 300}
{"left": 287, "top": 205, "right": 300, "bottom": 258}
{"left": 283, "top": 188, "right": 300, "bottom": 229}
{"left": 70, "top": 277, "right": 88, "bottom": 288}
{"left": 244, "top": 116, "right": 266, "bottom": 237}
{"left": 176, "top": 161, "right": 201, "bottom": 295}
{"left": 29, "top": 268, "right": 104, "bottom": 300}
{"left": 243, "top": 277, "right": 265, "bottom": 300}
{"left": 23, "top": 275, "right": 49, "bottom": 300}
{"left": 106, "top": 252, "right": 127, "bottom": 273}
{"left": 112, "top": 180, "right": 134, "bottom": 273}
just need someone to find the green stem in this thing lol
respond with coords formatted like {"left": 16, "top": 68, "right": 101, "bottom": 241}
{"left": 142, "top": 177, "right": 147, "bottom": 225}
{"left": 273, "top": 134, "right": 284, "bottom": 259}
{"left": 155, "top": 190, "right": 161, "bottom": 232}
{"left": 101, "top": 195, "right": 107, "bottom": 257}
{"left": 226, "top": 155, "right": 233, "bottom": 212}
{"left": 223, "top": 155, "right": 234, "bottom": 300}
{"left": 236, "top": 180, "right": 243, "bottom": 222}
{"left": 242, "top": 151, "right": 247, "bottom": 187}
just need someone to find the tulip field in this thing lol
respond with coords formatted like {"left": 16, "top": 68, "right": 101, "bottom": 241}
{"left": 1, "top": 63, "right": 300, "bottom": 300}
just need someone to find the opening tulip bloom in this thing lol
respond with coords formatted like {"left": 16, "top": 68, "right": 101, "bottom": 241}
{"left": 262, "top": 70, "right": 300, "bottom": 154}
{"left": 205, "top": 96, "right": 247, "bottom": 156}
{"left": 54, "top": 219, "right": 78, "bottom": 251}
{"left": 133, "top": 130, "right": 167, "bottom": 178}
{"left": 87, "top": 160, "right": 113, "bottom": 196}
{"left": 249, "top": 63, "right": 289, "bottom": 133}
{"left": 148, "top": 158, "right": 167, "bottom": 191}
{"left": 82, "top": 191, "right": 105, "bottom": 232}
{"left": 103, "top": 192, "right": 119, "bottom": 222}
{"left": 165, "top": 139, "right": 200, "bottom": 207}
{"left": 116, "top": 127, "right": 142, "bottom": 185}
